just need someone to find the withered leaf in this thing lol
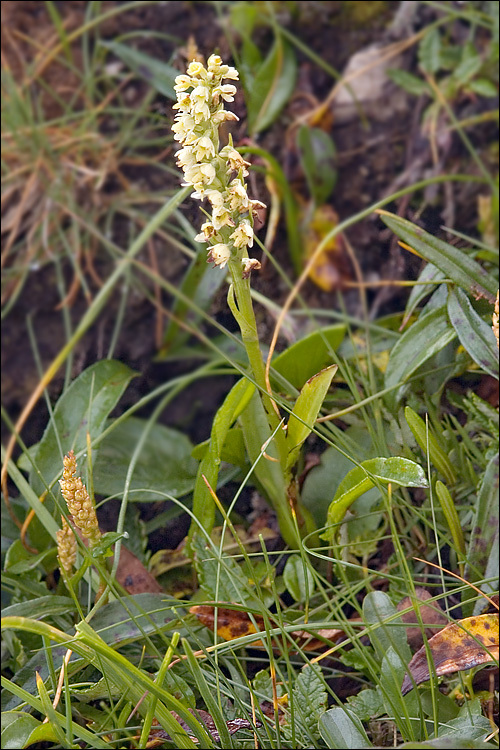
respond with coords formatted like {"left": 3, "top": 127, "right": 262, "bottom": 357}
{"left": 401, "top": 613, "right": 499, "bottom": 695}
{"left": 301, "top": 204, "right": 349, "bottom": 292}
{"left": 397, "top": 587, "right": 447, "bottom": 651}
{"left": 145, "top": 709, "right": 260, "bottom": 745}
{"left": 190, "top": 605, "right": 265, "bottom": 642}
{"left": 191, "top": 605, "right": 348, "bottom": 651}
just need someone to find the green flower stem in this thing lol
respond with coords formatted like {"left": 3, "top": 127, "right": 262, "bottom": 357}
{"left": 227, "top": 258, "right": 287, "bottom": 460}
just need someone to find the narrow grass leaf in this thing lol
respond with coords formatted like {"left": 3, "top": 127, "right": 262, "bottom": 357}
{"left": 434, "top": 481, "right": 466, "bottom": 560}
{"left": 405, "top": 406, "right": 456, "bottom": 484}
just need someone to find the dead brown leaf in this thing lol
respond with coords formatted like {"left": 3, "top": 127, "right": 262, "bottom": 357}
{"left": 143, "top": 709, "right": 260, "bottom": 746}
{"left": 113, "top": 545, "right": 162, "bottom": 595}
{"left": 191, "top": 604, "right": 348, "bottom": 651}
{"left": 397, "top": 587, "right": 447, "bottom": 651}
{"left": 401, "top": 613, "right": 499, "bottom": 695}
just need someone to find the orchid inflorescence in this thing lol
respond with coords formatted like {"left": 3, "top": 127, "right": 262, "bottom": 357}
{"left": 172, "top": 54, "right": 264, "bottom": 272}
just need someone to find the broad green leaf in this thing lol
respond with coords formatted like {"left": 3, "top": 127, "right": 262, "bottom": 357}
{"left": 286, "top": 365, "right": 337, "bottom": 471}
{"left": 325, "top": 457, "right": 428, "bottom": 532}
{"left": 1, "top": 596, "right": 73, "bottom": 620}
{"left": 447, "top": 287, "right": 498, "bottom": 379}
{"left": 191, "top": 426, "right": 246, "bottom": 468}
{"left": 346, "top": 688, "right": 384, "bottom": 721}
{"left": 453, "top": 52, "right": 483, "bottom": 86}
{"left": 272, "top": 324, "right": 345, "bottom": 390}
{"left": 384, "top": 306, "right": 457, "bottom": 409}
{"left": 100, "top": 41, "right": 178, "bottom": 99}
{"left": 378, "top": 211, "right": 497, "bottom": 302}
{"left": 404, "top": 406, "right": 456, "bottom": 484}
{"left": 247, "top": 37, "right": 297, "bottom": 134}
{"left": 283, "top": 556, "right": 315, "bottom": 602}
{"left": 464, "top": 453, "right": 499, "bottom": 614}
{"left": 318, "top": 707, "right": 371, "bottom": 749}
{"left": 238, "top": 389, "right": 300, "bottom": 548}
{"left": 1, "top": 713, "right": 57, "bottom": 749}
{"left": 387, "top": 68, "right": 429, "bottom": 96}
{"left": 419, "top": 28, "right": 442, "bottom": 74}
{"left": 30, "top": 360, "right": 136, "bottom": 498}
{"left": 380, "top": 645, "right": 418, "bottom": 722}
{"left": 192, "top": 534, "right": 261, "bottom": 608}
{"left": 363, "top": 591, "right": 411, "bottom": 662}
{"left": 468, "top": 78, "right": 498, "bottom": 97}
{"left": 296, "top": 126, "right": 337, "bottom": 205}
{"left": 93, "top": 417, "right": 197, "bottom": 502}
{"left": 189, "top": 378, "right": 254, "bottom": 544}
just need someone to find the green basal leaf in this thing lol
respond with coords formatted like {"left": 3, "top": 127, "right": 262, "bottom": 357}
{"left": 30, "top": 360, "right": 137, "bottom": 500}
{"left": 384, "top": 306, "right": 457, "bottom": 410}
{"left": 247, "top": 37, "right": 297, "bottom": 134}
{"left": 418, "top": 27, "right": 442, "bottom": 74}
{"left": 286, "top": 365, "right": 337, "bottom": 472}
{"left": 379, "top": 211, "right": 497, "bottom": 302}
{"left": 93, "top": 417, "right": 197, "bottom": 502}
{"left": 189, "top": 378, "right": 254, "bottom": 545}
{"left": 447, "top": 287, "right": 498, "bottom": 379}
{"left": 273, "top": 324, "right": 345, "bottom": 390}
{"left": 283, "top": 555, "right": 315, "bottom": 602}
{"left": 319, "top": 707, "right": 371, "bottom": 749}
{"left": 325, "top": 457, "right": 428, "bottom": 532}
{"left": 296, "top": 125, "right": 337, "bottom": 205}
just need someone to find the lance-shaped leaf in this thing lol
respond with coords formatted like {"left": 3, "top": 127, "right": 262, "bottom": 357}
{"left": 447, "top": 287, "right": 499, "bottom": 379}
{"left": 401, "top": 613, "right": 499, "bottom": 695}
{"left": 378, "top": 210, "right": 497, "bottom": 302}
{"left": 189, "top": 378, "right": 254, "bottom": 545}
{"left": 384, "top": 306, "right": 457, "bottom": 410}
{"left": 247, "top": 37, "right": 297, "bottom": 135}
{"left": 100, "top": 41, "right": 178, "bottom": 99}
{"left": 286, "top": 365, "right": 337, "bottom": 472}
{"left": 325, "top": 457, "right": 428, "bottom": 534}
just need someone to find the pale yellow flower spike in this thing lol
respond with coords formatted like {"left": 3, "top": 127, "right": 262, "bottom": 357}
{"left": 56, "top": 515, "right": 77, "bottom": 574}
{"left": 59, "top": 450, "right": 101, "bottom": 546}
{"left": 172, "top": 55, "right": 264, "bottom": 274}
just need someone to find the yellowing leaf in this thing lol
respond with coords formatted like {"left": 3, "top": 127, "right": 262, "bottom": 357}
{"left": 401, "top": 613, "right": 499, "bottom": 695}
{"left": 190, "top": 605, "right": 263, "bottom": 642}
{"left": 302, "top": 205, "right": 347, "bottom": 292}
